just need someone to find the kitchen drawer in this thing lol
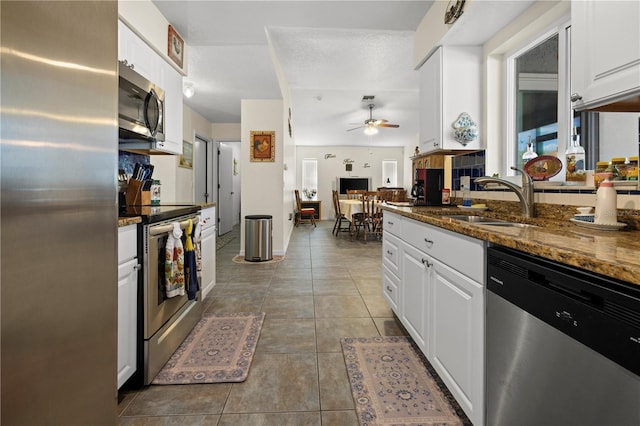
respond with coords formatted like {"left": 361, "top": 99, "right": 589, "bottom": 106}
{"left": 382, "top": 265, "right": 399, "bottom": 314}
{"left": 402, "top": 218, "right": 485, "bottom": 283}
{"left": 382, "top": 211, "right": 402, "bottom": 237}
{"left": 382, "top": 231, "right": 401, "bottom": 276}
{"left": 118, "top": 224, "right": 137, "bottom": 263}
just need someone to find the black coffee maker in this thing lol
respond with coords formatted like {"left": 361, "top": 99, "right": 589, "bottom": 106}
{"left": 412, "top": 168, "right": 444, "bottom": 206}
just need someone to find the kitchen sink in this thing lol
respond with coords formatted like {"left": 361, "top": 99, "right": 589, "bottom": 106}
{"left": 442, "top": 214, "right": 537, "bottom": 228}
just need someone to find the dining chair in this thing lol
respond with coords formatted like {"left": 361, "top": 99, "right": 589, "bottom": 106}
{"left": 346, "top": 189, "right": 365, "bottom": 199}
{"left": 294, "top": 189, "right": 316, "bottom": 227}
{"left": 331, "top": 190, "right": 350, "bottom": 236}
{"left": 362, "top": 197, "right": 383, "bottom": 241}
{"left": 363, "top": 191, "right": 380, "bottom": 200}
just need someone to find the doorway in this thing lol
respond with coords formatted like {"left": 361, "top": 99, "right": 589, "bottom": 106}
{"left": 193, "top": 135, "right": 215, "bottom": 204}
{"left": 217, "top": 142, "right": 235, "bottom": 235}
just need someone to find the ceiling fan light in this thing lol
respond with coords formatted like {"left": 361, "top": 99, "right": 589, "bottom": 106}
{"left": 364, "top": 125, "right": 378, "bottom": 135}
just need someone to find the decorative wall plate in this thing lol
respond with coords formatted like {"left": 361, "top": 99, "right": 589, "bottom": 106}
{"left": 524, "top": 155, "right": 562, "bottom": 181}
{"left": 451, "top": 112, "right": 478, "bottom": 146}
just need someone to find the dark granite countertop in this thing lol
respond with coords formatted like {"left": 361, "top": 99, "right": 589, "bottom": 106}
{"left": 380, "top": 202, "right": 640, "bottom": 286}
{"left": 118, "top": 216, "right": 141, "bottom": 227}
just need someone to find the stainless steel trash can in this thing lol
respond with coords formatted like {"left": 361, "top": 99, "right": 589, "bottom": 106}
{"left": 244, "top": 215, "right": 273, "bottom": 261}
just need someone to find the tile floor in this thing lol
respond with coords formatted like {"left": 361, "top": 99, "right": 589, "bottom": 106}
{"left": 118, "top": 220, "right": 407, "bottom": 425}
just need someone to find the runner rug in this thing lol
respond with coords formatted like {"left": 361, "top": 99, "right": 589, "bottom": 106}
{"left": 152, "top": 312, "right": 265, "bottom": 385}
{"left": 341, "top": 336, "right": 469, "bottom": 426}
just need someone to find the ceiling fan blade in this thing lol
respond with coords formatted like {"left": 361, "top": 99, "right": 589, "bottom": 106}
{"left": 378, "top": 123, "right": 399, "bottom": 128}
{"left": 375, "top": 119, "right": 389, "bottom": 124}
{"left": 346, "top": 125, "right": 365, "bottom": 132}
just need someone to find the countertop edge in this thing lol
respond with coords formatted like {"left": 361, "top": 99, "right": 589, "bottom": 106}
{"left": 381, "top": 204, "right": 640, "bottom": 286}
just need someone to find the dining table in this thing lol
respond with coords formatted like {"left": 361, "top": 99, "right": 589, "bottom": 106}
{"left": 339, "top": 198, "right": 383, "bottom": 240}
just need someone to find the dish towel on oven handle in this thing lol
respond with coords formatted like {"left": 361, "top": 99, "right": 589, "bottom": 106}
{"left": 165, "top": 222, "right": 185, "bottom": 298}
{"left": 185, "top": 219, "right": 199, "bottom": 300}
{"left": 193, "top": 215, "right": 202, "bottom": 272}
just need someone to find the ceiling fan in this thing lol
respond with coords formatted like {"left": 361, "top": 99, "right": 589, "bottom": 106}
{"left": 346, "top": 104, "right": 399, "bottom": 135}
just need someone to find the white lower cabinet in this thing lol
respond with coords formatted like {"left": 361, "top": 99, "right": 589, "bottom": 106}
{"left": 383, "top": 213, "right": 485, "bottom": 426}
{"left": 400, "top": 242, "right": 431, "bottom": 352}
{"left": 200, "top": 206, "right": 217, "bottom": 299}
{"left": 117, "top": 225, "right": 138, "bottom": 389}
{"left": 430, "top": 257, "right": 484, "bottom": 426}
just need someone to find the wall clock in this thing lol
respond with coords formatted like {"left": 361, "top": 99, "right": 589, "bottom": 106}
{"left": 444, "top": 0, "right": 465, "bottom": 24}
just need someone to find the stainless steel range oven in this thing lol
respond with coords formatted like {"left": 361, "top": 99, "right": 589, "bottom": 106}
{"left": 121, "top": 205, "right": 204, "bottom": 386}
{"left": 141, "top": 212, "right": 204, "bottom": 384}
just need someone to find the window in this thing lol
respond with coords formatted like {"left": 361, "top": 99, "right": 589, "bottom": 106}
{"left": 301, "top": 158, "right": 317, "bottom": 196}
{"left": 382, "top": 160, "right": 397, "bottom": 187}
{"left": 505, "top": 19, "right": 575, "bottom": 174}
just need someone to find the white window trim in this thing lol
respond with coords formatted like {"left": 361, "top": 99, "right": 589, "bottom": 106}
{"left": 382, "top": 159, "right": 398, "bottom": 187}
{"left": 503, "top": 17, "right": 571, "bottom": 178}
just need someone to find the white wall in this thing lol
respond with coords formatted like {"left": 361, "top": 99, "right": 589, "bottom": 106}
{"left": 240, "top": 99, "right": 286, "bottom": 256}
{"left": 295, "top": 146, "right": 406, "bottom": 220}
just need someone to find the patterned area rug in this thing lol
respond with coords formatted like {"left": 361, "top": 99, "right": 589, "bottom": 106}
{"left": 341, "top": 336, "right": 469, "bottom": 426}
{"left": 152, "top": 312, "right": 265, "bottom": 385}
{"left": 232, "top": 255, "right": 284, "bottom": 264}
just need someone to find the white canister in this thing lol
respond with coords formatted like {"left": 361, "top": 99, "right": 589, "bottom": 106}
{"left": 594, "top": 179, "right": 617, "bottom": 224}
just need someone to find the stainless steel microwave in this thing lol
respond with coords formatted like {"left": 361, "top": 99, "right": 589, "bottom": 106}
{"left": 118, "top": 61, "right": 165, "bottom": 143}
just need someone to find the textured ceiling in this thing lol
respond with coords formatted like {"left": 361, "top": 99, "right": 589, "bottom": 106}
{"left": 153, "top": 0, "right": 534, "bottom": 147}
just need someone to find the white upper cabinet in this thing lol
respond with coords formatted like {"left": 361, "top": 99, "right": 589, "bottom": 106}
{"left": 158, "top": 59, "right": 183, "bottom": 155}
{"left": 118, "top": 21, "right": 159, "bottom": 83}
{"left": 419, "top": 46, "right": 483, "bottom": 154}
{"left": 571, "top": 0, "right": 640, "bottom": 111}
{"left": 118, "top": 20, "right": 183, "bottom": 155}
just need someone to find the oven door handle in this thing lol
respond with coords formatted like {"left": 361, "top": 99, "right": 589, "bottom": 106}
{"left": 149, "top": 216, "right": 200, "bottom": 236}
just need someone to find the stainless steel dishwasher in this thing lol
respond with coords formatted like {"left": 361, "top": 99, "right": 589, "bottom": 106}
{"left": 486, "top": 245, "right": 640, "bottom": 426}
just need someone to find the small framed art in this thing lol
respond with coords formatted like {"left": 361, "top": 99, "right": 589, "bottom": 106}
{"left": 250, "top": 131, "right": 275, "bottom": 162}
{"left": 179, "top": 140, "right": 193, "bottom": 168}
{"left": 168, "top": 25, "right": 184, "bottom": 68}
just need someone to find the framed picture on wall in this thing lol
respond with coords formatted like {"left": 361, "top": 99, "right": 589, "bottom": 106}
{"left": 250, "top": 131, "right": 275, "bottom": 162}
{"left": 168, "top": 25, "right": 184, "bottom": 68}
{"left": 179, "top": 140, "right": 193, "bottom": 168}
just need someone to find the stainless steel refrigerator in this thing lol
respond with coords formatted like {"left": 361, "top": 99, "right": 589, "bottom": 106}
{"left": 1, "top": 1, "right": 118, "bottom": 424}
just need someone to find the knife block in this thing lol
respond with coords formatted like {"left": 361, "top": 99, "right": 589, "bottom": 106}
{"left": 125, "top": 179, "right": 144, "bottom": 206}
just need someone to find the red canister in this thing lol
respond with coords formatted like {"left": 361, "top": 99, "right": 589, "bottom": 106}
{"left": 442, "top": 188, "right": 451, "bottom": 205}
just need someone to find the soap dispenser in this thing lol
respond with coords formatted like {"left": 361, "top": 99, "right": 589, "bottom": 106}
{"left": 594, "top": 177, "right": 617, "bottom": 225}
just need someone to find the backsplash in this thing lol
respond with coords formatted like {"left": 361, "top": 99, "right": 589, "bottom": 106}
{"left": 119, "top": 151, "right": 150, "bottom": 177}
{"left": 452, "top": 151, "right": 485, "bottom": 190}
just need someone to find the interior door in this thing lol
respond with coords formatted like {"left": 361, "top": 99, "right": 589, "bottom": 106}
{"left": 218, "top": 143, "right": 234, "bottom": 235}
{"left": 194, "top": 135, "right": 213, "bottom": 204}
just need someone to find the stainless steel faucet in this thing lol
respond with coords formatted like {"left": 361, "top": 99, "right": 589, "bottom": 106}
{"left": 475, "top": 166, "right": 535, "bottom": 217}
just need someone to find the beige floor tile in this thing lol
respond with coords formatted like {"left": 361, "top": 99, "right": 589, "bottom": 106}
{"left": 362, "top": 294, "right": 395, "bottom": 317}
{"left": 312, "top": 279, "right": 359, "bottom": 296}
{"left": 373, "top": 317, "right": 408, "bottom": 336}
{"left": 119, "top": 414, "right": 220, "bottom": 425}
{"left": 224, "top": 353, "right": 320, "bottom": 413}
{"left": 315, "top": 317, "right": 379, "bottom": 352}
{"left": 266, "top": 278, "right": 313, "bottom": 296}
{"left": 218, "top": 412, "right": 321, "bottom": 426}
{"left": 205, "top": 294, "right": 264, "bottom": 314}
{"left": 321, "top": 410, "right": 359, "bottom": 426}
{"left": 257, "top": 318, "right": 316, "bottom": 353}
{"left": 314, "top": 295, "right": 370, "bottom": 318}
{"left": 261, "top": 295, "right": 315, "bottom": 318}
{"left": 318, "top": 353, "right": 355, "bottom": 410}
{"left": 120, "top": 384, "right": 231, "bottom": 416}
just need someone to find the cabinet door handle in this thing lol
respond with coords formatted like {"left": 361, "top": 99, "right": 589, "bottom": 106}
{"left": 134, "top": 263, "right": 141, "bottom": 270}
{"left": 386, "top": 285, "right": 393, "bottom": 293}
{"left": 421, "top": 258, "right": 432, "bottom": 267}
{"left": 570, "top": 93, "right": 583, "bottom": 102}
{"left": 386, "top": 250, "right": 393, "bottom": 256}
{"left": 424, "top": 238, "right": 434, "bottom": 247}
{"left": 387, "top": 221, "right": 394, "bottom": 226}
